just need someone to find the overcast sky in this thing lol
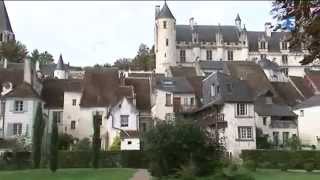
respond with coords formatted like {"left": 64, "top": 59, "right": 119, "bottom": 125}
{"left": 5, "top": 1, "right": 273, "bottom": 67}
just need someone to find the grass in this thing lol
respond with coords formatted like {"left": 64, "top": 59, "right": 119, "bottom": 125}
{"left": 0, "top": 168, "right": 135, "bottom": 180}
{"left": 252, "top": 169, "right": 320, "bottom": 180}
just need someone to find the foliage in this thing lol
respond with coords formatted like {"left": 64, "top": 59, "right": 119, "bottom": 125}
{"left": 73, "top": 138, "right": 91, "bottom": 151}
{"left": 113, "top": 58, "right": 131, "bottom": 70}
{"left": 28, "top": 49, "right": 54, "bottom": 65}
{"left": 304, "top": 162, "right": 315, "bottom": 172}
{"left": 271, "top": 0, "right": 320, "bottom": 65}
{"left": 241, "top": 150, "right": 320, "bottom": 169}
{"left": 32, "top": 103, "right": 45, "bottom": 168}
{"left": 144, "top": 120, "right": 224, "bottom": 178}
{"left": 92, "top": 114, "right": 101, "bottom": 168}
{"left": 176, "top": 160, "right": 197, "bottom": 180}
{"left": 278, "top": 162, "right": 289, "bottom": 171}
{"left": 243, "top": 160, "right": 257, "bottom": 172}
{"left": 130, "top": 44, "right": 155, "bottom": 71}
{"left": 0, "top": 40, "right": 28, "bottom": 63}
{"left": 256, "top": 128, "right": 272, "bottom": 150}
{"left": 58, "top": 133, "right": 74, "bottom": 150}
{"left": 288, "top": 135, "right": 301, "bottom": 150}
{"left": 49, "top": 117, "right": 59, "bottom": 172}
{"left": 109, "top": 136, "right": 121, "bottom": 151}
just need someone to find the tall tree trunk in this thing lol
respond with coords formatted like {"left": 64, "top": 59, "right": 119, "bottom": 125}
{"left": 49, "top": 115, "right": 58, "bottom": 172}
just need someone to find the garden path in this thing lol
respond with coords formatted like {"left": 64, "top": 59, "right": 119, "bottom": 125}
{"left": 129, "top": 169, "right": 150, "bottom": 180}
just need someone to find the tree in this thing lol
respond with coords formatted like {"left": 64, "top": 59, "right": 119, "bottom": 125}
{"left": 58, "top": 133, "right": 74, "bottom": 150}
{"left": 131, "top": 44, "right": 155, "bottom": 71}
{"left": 32, "top": 103, "right": 45, "bottom": 168}
{"left": 144, "top": 120, "right": 224, "bottom": 177}
{"left": 74, "top": 138, "right": 91, "bottom": 151}
{"left": 0, "top": 40, "right": 28, "bottom": 63}
{"left": 92, "top": 114, "right": 101, "bottom": 168}
{"left": 113, "top": 58, "right": 131, "bottom": 70}
{"left": 29, "top": 49, "right": 54, "bottom": 65}
{"left": 109, "top": 136, "right": 121, "bottom": 151}
{"left": 49, "top": 115, "right": 59, "bottom": 172}
{"left": 271, "top": 0, "right": 320, "bottom": 65}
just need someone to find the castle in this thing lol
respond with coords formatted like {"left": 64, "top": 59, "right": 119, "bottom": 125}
{"left": 154, "top": 2, "right": 318, "bottom": 77}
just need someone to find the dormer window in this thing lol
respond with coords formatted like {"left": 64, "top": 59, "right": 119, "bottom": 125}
{"left": 163, "top": 21, "right": 167, "bottom": 29}
{"left": 260, "top": 41, "right": 266, "bottom": 49}
{"left": 281, "top": 41, "right": 288, "bottom": 50}
{"left": 226, "top": 84, "right": 232, "bottom": 93}
{"left": 282, "top": 55, "right": 288, "bottom": 65}
{"left": 206, "top": 50, "right": 212, "bottom": 61}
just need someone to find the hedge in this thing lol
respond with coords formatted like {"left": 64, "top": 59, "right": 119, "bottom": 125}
{"left": 241, "top": 150, "right": 320, "bottom": 169}
{"left": 0, "top": 150, "right": 147, "bottom": 170}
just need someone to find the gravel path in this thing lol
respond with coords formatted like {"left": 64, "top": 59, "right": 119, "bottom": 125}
{"left": 130, "top": 169, "right": 151, "bottom": 180}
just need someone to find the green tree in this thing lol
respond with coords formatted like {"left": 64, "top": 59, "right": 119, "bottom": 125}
{"left": 58, "top": 133, "right": 74, "bottom": 150}
{"left": 29, "top": 49, "right": 54, "bottom": 65}
{"left": 0, "top": 40, "right": 28, "bottom": 63}
{"left": 32, "top": 103, "right": 45, "bottom": 168}
{"left": 131, "top": 44, "right": 155, "bottom": 71}
{"left": 109, "top": 136, "right": 121, "bottom": 151}
{"left": 74, "top": 138, "right": 91, "bottom": 151}
{"left": 144, "top": 120, "right": 224, "bottom": 178}
{"left": 271, "top": 0, "right": 320, "bottom": 65}
{"left": 92, "top": 114, "right": 101, "bottom": 168}
{"left": 113, "top": 58, "right": 131, "bottom": 70}
{"left": 49, "top": 116, "right": 59, "bottom": 172}
{"left": 29, "top": 49, "right": 40, "bottom": 65}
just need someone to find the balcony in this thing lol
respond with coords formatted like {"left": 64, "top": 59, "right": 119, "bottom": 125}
{"left": 199, "top": 113, "right": 227, "bottom": 129}
{"left": 270, "top": 120, "right": 297, "bottom": 129}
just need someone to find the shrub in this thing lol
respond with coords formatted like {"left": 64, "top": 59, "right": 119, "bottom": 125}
{"left": 74, "top": 138, "right": 91, "bottom": 151}
{"left": 58, "top": 134, "right": 74, "bottom": 150}
{"left": 228, "top": 164, "right": 238, "bottom": 172}
{"left": 109, "top": 136, "right": 121, "bottom": 151}
{"left": 243, "top": 160, "right": 256, "bottom": 172}
{"left": 229, "top": 173, "right": 255, "bottom": 180}
{"left": 259, "top": 162, "right": 272, "bottom": 169}
{"left": 304, "top": 162, "right": 314, "bottom": 172}
{"left": 278, "top": 163, "right": 288, "bottom": 171}
{"left": 176, "top": 160, "right": 197, "bottom": 180}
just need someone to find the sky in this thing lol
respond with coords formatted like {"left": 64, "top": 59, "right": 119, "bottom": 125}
{"left": 5, "top": 1, "right": 273, "bottom": 67}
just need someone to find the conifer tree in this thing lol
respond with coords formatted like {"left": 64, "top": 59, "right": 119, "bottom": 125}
{"left": 32, "top": 103, "right": 45, "bottom": 168}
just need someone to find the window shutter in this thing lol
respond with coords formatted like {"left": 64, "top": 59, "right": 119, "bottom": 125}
{"left": 23, "top": 101, "right": 28, "bottom": 112}
{"left": 6, "top": 123, "right": 13, "bottom": 136}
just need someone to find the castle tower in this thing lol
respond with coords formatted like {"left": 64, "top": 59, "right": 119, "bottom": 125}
{"left": 0, "top": 0, "right": 15, "bottom": 43}
{"left": 155, "top": 1, "right": 177, "bottom": 75}
{"left": 235, "top": 13, "right": 241, "bottom": 30}
{"left": 54, "top": 54, "right": 67, "bottom": 79}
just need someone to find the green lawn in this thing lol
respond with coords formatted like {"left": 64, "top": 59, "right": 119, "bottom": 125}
{"left": 253, "top": 169, "right": 320, "bottom": 180}
{"left": 0, "top": 168, "right": 135, "bottom": 180}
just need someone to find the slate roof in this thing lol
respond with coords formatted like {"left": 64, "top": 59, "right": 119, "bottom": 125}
{"left": 257, "top": 58, "right": 280, "bottom": 71}
{"left": 40, "top": 63, "right": 82, "bottom": 78}
{"left": 289, "top": 76, "right": 313, "bottom": 98}
{"left": 0, "top": 69, "right": 23, "bottom": 95}
{"left": 271, "top": 82, "right": 305, "bottom": 106}
{"left": 56, "top": 54, "right": 65, "bottom": 70}
{"left": 41, "top": 79, "right": 83, "bottom": 108}
{"left": 0, "top": 62, "right": 24, "bottom": 70}
{"left": 170, "top": 66, "right": 197, "bottom": 77}
{"left": 186, "top": 76, "right": 203, "bottom": 106}
{"left": 80, "top": 69, "right": 133, "bottom": 107}
{"left": 255, "top": 103, "right": 297, "bottom": 117}
{"left": 294, "top": 95, "right": 320, "bottom": 109}
{"left": 125, "top": 78, "right": 151, "bottom": 112}
{"left": 0, "top": 1, "right": 13, "bottom": 33}
{"left": 4, "top": 82, "right": 40, "bottom": 99}
{"left": 198, "top": 60, "right": 225, "bottom": 70}
{"left": 156, "top": 2, "right": 175, "bottom": 20}
{"left": 176, "top": 25, "right": 240, "bottom": 43}
{"left": 155, "top": 77, "right": 194, "bottom": 94}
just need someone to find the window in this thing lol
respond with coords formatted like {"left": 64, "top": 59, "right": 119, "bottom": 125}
{"left": 238, "top": 127, "right": 253, "bottom": 140}
{"left": 211, "top": 84, "right": 215, "bottom": 97}
{"left": 72, "top": 99, "right": 77, "bottom": 106}
{"left": 120, "top": 115, "right": 129, "bottom": 127}
{"left": 13, "top": 123, "right": 22, "bottom": 136}
{"left": 165, "top": 113, "right": 174, "bottom": 121}
{"left": 236, "top": 103, "right": 248, "bottom": 116}
{"left": 281, "top": 41, "right": 288, "bottom": 50}
{"left": 260, "top": 41, "right": 266, "bottom": 49}
{"left": 184, "top": 97, "right": 188, "bottom": 105}
{"left": 283, "top": 132, "right": 289, "bottom": 145}
{"left": 226, "top": 84, "right": 232, "bottom": 93}
{"left": 281, "top": 68, "right": 288, "bottom": 76}
{"left": 216, "top": 86, "right": 220, "bottom": 94}
{"left": 71, "top": 121, "right": 76, "bottom": 130}
{"left": 227, "top": 50, "right": 233, "bottom": 61}
{"left": 163, "top": 21, "right": 167, "bottom": 29}
{"left": 127, "top": 141, "right": 132, "bottom": 145}
{"left": 165, "top": 93, "right": 172, "bottom": 106}
{"left": 273, "top": 131, "right": 279, "bottom": 145}
{"left": 95, "top": 114, "right": 102, "bottom": 126}
{"left": 263, "top": 117, "right": 267, "bottom": 126}
{"left": 180, "top": 50, "right": 186, "bottom": 62}
{"left": 53, "top": 111, "right": 62, "bottom": 123}
{"left": 141, "top": 122, "right": 147, "bottom": 132}
{"left": 206, "top": 50, "right": 212, "bottom": 60}
{"left": 14, "top": 100, "right": 24, "bottom": 112}
{"left": 281, "top": 55, "right": 288, "bottom": 65}
{"left": 166, "top": 38, "right": 169, "bottom": 46}
{"left": 0, "top": 33, "right": 2, "bottom": 41}
{"left": 190, "top": 97, "right": 195, "bottom": 106}
{"left": 300, "top": 110, "right": 304, "bottom": 117}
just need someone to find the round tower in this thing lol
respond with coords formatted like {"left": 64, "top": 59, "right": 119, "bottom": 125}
{"left": 54, "top": 54, "right": 67, "bottom": 79}
{"left": 155, "top": 2, "right": 177, "bottom": 75}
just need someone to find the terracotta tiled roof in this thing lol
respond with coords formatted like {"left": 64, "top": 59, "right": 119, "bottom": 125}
{"left": 4, "top": 82, "right": 40, "bottom": 99}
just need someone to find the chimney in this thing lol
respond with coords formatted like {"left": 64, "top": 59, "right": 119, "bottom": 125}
{"left": 264, "top": 22, "right": 272, "bottom": 37}
{"left": 189, "top": 17, "right": 195, "bottom": 30}
{"left": 155, "top": 5, "right": 160, "bottom": 19}
{"left": 24, "top": 58, "right": 32, "bottom": 84}
{"left": 3, "top": 58, "right": 7, "bottom": 69}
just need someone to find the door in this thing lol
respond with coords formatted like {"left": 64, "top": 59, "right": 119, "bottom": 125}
{"left": 173, "top": 97, "right": 181, "bottom": 112}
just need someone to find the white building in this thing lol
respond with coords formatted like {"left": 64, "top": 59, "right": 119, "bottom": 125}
{"left": 154, "top": 2, "right": 318, "bottom": 77}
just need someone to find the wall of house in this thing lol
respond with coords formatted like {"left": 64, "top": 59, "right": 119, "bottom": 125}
{"left": 2, "top": 98, "right": 39, "bottom": 139}
{"left": 294, "top": 106, "right": 320, "bottom": 148}
{"left": 222, "top": 103, "right": 256, "bottom": 158}
{"left": 121, "top": 138, "right": 140, "bottom": 150}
